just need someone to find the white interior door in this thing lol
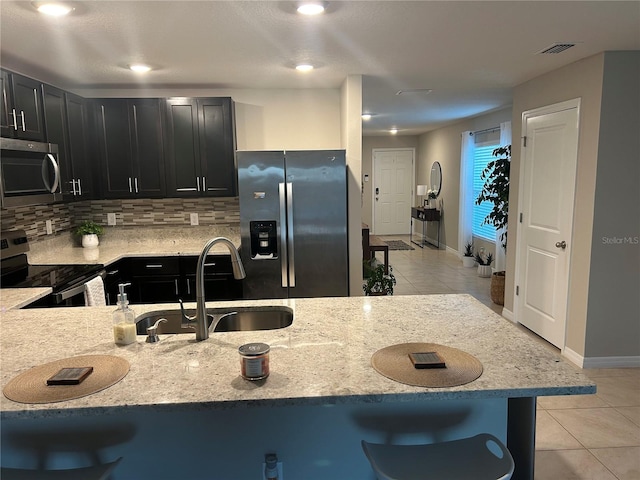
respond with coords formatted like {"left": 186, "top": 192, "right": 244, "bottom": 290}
{"left": 373, "top": 149, "right": 414, "bottom": 235}
{"left": 516, "top": 100, "right": 580, "bottom": 348}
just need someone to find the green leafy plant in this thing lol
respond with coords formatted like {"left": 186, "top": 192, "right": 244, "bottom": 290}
{"left": 75, "top": 220, "right": 104, "bottom": 236}
{"left": 475, "top": 251, "right": 493, "bottom": 266}
{"left": 476, "top": 145, "right": 511, "bottom": 250}
{"left": 363, "top": 261, "right": 397, "bottom": 295}
{"left": 463, "top": 241, "right": 474, "bottom": 257}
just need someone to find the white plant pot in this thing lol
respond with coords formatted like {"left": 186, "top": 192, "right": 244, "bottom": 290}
{"left": 477, "top": 265, "right": 492, "bottom": 278}
{"left": 462, "top": 256, "right": 476, "bottom": 268}
{"left": 82, "top": 234, "right": 99, "bottom": 249}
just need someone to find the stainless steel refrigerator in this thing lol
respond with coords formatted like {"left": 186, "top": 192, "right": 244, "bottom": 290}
{"left": 237, "top": 150, "right": 349, "bottom": 299}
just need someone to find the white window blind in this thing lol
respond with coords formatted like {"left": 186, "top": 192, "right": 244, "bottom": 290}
{"left": 472, "top": 143, "right": 499, "bottom": 241}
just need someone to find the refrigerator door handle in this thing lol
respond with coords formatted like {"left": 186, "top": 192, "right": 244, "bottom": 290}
{"left": 286, "top": 182, "right": 295, "bottom": 287}
{"left": 279, "top": 183, "right": 288, "bottom": 288}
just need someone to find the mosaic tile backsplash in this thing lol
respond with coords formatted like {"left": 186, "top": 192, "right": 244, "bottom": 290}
{"left": 1, "top": 197, "right": 240, "bottom": 242}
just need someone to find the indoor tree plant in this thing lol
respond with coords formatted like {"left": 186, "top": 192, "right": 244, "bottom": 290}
{"left": 363, "top": 260, "right": 397, "bottom": 296}
{"left": 75, "top": 220, "right": 105, "bottom": 248}
{"left": 475, "top": 145, "right": 510, "bottom": 303}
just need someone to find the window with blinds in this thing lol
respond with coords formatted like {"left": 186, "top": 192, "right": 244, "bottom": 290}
{"left": 472, "top": 142, "right": 499, "bottom": 242}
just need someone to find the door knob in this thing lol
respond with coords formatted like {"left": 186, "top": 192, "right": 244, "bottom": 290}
{"left": 555, "top": 241, "right": 567, "bottom": 249}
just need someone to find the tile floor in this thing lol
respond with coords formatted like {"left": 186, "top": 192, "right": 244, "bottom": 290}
{"left": 377, "top": 235, "right": 640, "bottom": 480}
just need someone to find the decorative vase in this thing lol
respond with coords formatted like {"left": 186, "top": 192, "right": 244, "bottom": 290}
{"left": 82, "top": 234, "right": 99, "bottom": 249}
{"left": 462, "top": 256, "right": 476, "bottom": 268}
{"left": 477, "top": 265, "right": 492, "bottom": 278}
{"left": 490, "top": 271, "right": 506, "bottom": 305}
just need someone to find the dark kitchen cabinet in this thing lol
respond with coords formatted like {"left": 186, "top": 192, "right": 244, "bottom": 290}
{"left": 164, "top": 97, "right": 236, "bottom": 197}
{"left": 0, "top": 70, "right": 45, "bottom": 141}
{"left": 65, "top": 93, "right": 95, "bottom": 199}
{"left": 104, "top": 258, "right": 132, "bottom": 306}
{"left": 42, "top": 85, "right": 94, "bottom": 199}
{"left": 95, "top": 98, "right": 165, "bottom": 199}
{"left": 181, "top": 256, "right": 243, "bottom": 302}
{"left": 129, "top": 257, "right": 181, "bottom": 304}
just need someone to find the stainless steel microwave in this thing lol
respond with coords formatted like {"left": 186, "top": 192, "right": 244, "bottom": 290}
{"left": 0, "top": 137, "right": 62, "bottom": 207}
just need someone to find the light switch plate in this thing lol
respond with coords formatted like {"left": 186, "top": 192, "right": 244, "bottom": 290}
{"left": 45, "top": 220, "right": 53, "bottom": 235}
{"left": 190, "top": 213, "right": 199, "bottom": 226}
{"left": 107, "top": 213, "right": 116, "bottom": 226}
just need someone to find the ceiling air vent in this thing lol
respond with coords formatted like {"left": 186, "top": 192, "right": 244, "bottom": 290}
{"left": 537, "top": 43, "right": 576, "bottom": 54}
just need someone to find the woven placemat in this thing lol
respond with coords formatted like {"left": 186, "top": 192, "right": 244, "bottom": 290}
{"left": 3, "top": 355, "right": 129, "bottom": 404}
{"left": 371, "top": 343, "right": 483, "bottom": 387}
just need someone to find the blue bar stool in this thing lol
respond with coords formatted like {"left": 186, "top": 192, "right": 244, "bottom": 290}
{"left": 362, "top": 433, "right": 514, "bottom": 480}
{"left": 0, "top": 457, "right": 122, "bottom": 480}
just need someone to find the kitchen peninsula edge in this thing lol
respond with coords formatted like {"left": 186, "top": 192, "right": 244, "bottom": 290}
{"left": 1, "top": 295, "right": 593, "bottom": 478}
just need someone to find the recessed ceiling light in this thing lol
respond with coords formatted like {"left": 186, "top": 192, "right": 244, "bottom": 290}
{"left": 361, "top": 114, "right": 374, "bottom": 121}
{"left": 35, "top": 2, "right": 73, "bottom": 16}
{"left": 129, "top": 64, "right": 152, "bottom": 73}
{"left": 295, "top": 64, "right": 314, "bottom": 72}
{"left": 389, "top": 128, "right": 398, "bottom": 135}
{"left": 297, "top": 2, "right": 325, "bottom": 15}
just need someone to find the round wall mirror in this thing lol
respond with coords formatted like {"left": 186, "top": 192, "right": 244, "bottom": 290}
{"left": 430, "top": 161, "right": 442, "bottom": 197}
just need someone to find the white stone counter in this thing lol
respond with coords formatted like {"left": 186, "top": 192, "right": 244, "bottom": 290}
{"left": 0, "top": 287, "right": 52, "bottom": 311}
{"left": 0, "top": 294, "right": 595, "bottom": 420}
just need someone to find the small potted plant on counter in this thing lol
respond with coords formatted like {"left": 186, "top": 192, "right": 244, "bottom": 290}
{"left": 475, "top": 251, "right": 493, "bottom": 278}
{"left": 363, "top": 260, "right": 397, "bottom": 296}
{"left": 75, "top": 220, "right": 104, "bottom": 249}
{"left": 462, "top": 241, "right": 475, "bottom": 267}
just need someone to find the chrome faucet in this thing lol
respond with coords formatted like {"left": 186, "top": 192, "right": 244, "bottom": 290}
{"left": 181, "top": 237, "right": 246, "bottom": 341}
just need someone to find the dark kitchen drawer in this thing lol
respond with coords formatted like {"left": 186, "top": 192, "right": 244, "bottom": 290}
{"left": 130, "top": 257, "right": 180, "bottom": 275}
{"left": 180, "top": 255, "right": 234, "bottom": 275}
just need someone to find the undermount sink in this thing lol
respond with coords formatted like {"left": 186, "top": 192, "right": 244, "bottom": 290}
{"left": 135, "top": 306, "right": 293, "bottom": 335}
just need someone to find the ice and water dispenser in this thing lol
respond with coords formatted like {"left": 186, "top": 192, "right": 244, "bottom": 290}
{"left": 249, "top": 221, "right": 278, "bottom": 259}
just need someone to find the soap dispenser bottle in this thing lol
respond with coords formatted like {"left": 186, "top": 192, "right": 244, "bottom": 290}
{"left": 113, "top": 283, "right": 136, "bottom": 345}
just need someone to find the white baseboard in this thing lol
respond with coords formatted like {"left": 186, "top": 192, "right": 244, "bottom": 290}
{"left": 502, "top": 308, "right": 515, "bottom": 322}
{"left": 563, "top": 347, "right": 640, "bottom": 369}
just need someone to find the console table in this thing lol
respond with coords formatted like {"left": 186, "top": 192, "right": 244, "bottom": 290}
{"left": 411, "top": 207, "right": 441, "bottom": 249}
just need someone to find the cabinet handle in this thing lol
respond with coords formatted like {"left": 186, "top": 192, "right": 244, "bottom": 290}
{"left": 107, "top": 270, "right": 119, "bottom": 275}
{"left": 129, "top": 177, "right": 133, "bottom": 193}
{"left": 11, "top": 109, "right": 18, "bottom": 130}
{"left": 174, "top": 279, "right": 179, "bottom": 295}
{"left": 196, "top": 177, "right": 201, "bottom": 192}
{"left": 71, "top": 179, "right": 77, "bottom": 195}
{"left": 187, "top": 278, "right": 191, "bottom": 295}
{"left": 134, "top": 177, "right": 139, "bottom": 193}
{"left": 176, "top": 188, "right": 198, "bottom": 192}
{"left": 20, "top": 111, "right": 26, "bottom": 131}
{"left": 77, "top": 178, "right": 82, "bottom": 195}
{"left": 202, "top": 176, "right": 206, "bottom": 191}
{"left": 145, "top": 264, "right": 163, "bottom": 268}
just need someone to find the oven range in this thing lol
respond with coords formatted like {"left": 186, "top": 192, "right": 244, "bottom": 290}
{"left": 1, "top": 230, "right": 105, "bottom": 307}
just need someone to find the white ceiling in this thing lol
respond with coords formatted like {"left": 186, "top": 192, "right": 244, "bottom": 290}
{"left": 1, "top": 1, "right": 639, "bottom": 135}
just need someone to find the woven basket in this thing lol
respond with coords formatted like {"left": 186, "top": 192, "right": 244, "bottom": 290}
{"left": 490, "top": 271, "right": 506, "bottom": 305}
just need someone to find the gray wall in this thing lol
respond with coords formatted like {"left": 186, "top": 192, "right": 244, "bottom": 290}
{"left": 416, "top": 108, "right": 512, "bottom": 254}
{"left": 585, "top": 51, "right": 640, "bottom": 358}
{"left": 511, "top": 51, "right": 640, "bottom": 362}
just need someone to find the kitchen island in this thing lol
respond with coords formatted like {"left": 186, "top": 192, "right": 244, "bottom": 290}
{"left": 0, "top": 294, "right": 594, "bottom": 479}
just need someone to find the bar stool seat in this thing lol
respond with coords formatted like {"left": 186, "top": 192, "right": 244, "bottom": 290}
{"left": 0, "top": 457, "right": 122, "bottom": 480}
{"left": 361, "top": 433, "right": 514, "bottom": 480}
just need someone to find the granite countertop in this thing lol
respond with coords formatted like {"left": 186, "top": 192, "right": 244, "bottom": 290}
{"left": 0, "top": 228, "right": 241, "bottom": 310}
{"left": 26, "top": 227, "right": 241, "bottom": 267}
{"left": 0, "top": 294, "right": 595, "bottom": 420}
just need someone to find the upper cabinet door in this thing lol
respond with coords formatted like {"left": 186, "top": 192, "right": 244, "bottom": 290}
{"left": 42, "top": 84, "right": 71, "bottom": 194}
{"left": 198, "top": 98, "right": 237, "bottom": 196}
{"left": 164, "top": 98, "right": 201, "bottom": 196}
{"left": 96, "top": 99, "right": 134, "bottom": 198}
{"left": 129, "top": 99, "right": 165, "bottom": 197}
{"left": 164, "top": 97, "right": 237, "bottom": 197}
{"left": 1, "top": 71, "right": 45, "bottom": 141}
{"left": 66, "top": 93, "right": 94, "bottom": 199}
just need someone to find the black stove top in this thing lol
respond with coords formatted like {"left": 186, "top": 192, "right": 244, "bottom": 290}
{"left": 1, "top": 255, "right": 104, "bottom": 290}
{"left": 1, "top": 230, "right": 104, "bottom": 292}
